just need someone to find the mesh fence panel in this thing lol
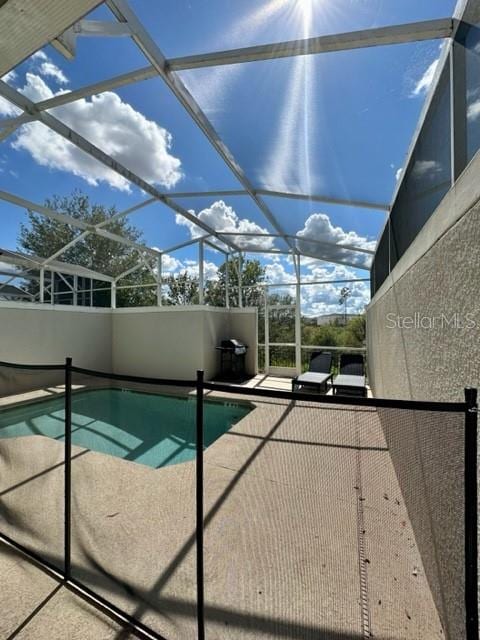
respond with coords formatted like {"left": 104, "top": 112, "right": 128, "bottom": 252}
{"left": 69, "top": 369, "right": 198, "bottom": 640}
{"left": 377, "top": 407, "right": 466, "bottom": 640}
{"left": 0, "top": 362, "right": 472, "bottom": 640}
{"left": 0, "top": 362, "right": 66, "bottom": 571}
{"left": 202, "top": 393, "right": 467, "bottom": 640}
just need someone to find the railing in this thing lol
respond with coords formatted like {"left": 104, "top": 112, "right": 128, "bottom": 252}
{"left": 258, "top": 343, "right": 367, "bottom": 373}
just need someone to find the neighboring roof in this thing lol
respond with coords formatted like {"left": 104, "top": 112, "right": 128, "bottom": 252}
{"left": 0, "top": 248, "right": 114, "bottom": 282}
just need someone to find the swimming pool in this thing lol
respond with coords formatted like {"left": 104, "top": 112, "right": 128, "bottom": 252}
{"left": 0, "top": 388, "right": 252, "bottom": 468}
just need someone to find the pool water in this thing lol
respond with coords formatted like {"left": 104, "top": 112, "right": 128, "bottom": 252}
{"left": 0, "top": 389, "right": 252, "bottom": 468}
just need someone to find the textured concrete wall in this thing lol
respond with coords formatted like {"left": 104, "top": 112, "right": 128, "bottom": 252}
{"left": 0, "top": 302, "right": 112, "bottom": 369}
{"left": 0, "top": 302, "right": 112, "bottom": 395}
{"left": 367, "top": 156, "right": 480, "bottom": 640}
{"left": 367, "top": 154, "right": 480, "bottom": 402}
{"left": 367, "top": 202, "right": 480, "bottom": 402}
{"left": 0, "top": 304, "right": 258, "bottom": 382}
{"left": 112, "top": 306, "right": 258, "bottom": 380}
{"left": 228, "top": 309, "right": 258, "bottom": 375}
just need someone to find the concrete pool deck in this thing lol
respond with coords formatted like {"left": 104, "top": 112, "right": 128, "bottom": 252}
{"left": 0, "top": 393, "right": 443, "bottom": 639}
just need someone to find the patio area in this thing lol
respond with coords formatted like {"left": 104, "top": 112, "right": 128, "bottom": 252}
{"left": 0, "top": 0, "right": 478, "bottom": 638}
{"left": 0, "top": 392, "right": 442, "bottom": 640}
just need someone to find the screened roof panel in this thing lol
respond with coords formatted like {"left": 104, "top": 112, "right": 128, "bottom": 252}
{"left": 0, "top": 0, "right": 466, "bottom": 281}
{"left": 178, "top": 39, "right": 445, "bottom": 204}
{"left": 261, "top": 195, "right": 385, "bottom": 249}
{"left": 114, "top": 199, "right": 199, "bottom": 252}
{"left": 130, "top": 0, "right": 456, "bottom": 58}
{"left": 112, "top": 79, "right": 244, "bottom": 192}
{"left": 6, "top": 30, "right": 146, "bottom": 97}
{"left": 40, "top": 76, "right": 245, "bottom": 194}
{"left": 169, "top": 194, "right": 279, "bottom": 237}
{"left": 217, "top": 234, "right": 291, "bottom": 254}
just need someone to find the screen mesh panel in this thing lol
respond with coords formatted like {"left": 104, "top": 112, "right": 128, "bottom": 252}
{"left": 203, "top": 395, "right": 467, "bottom": 639}
{"left": 377, "top": 406, "right": 466, "bottom": 640}
{"left": 0, "top": 363, "right": 66, "bottom": 571}
{"left": 0, "top": 361, "right": 472, "bottom": 640}
{"left": 69, "top": 369, "right": 198, "bottom": 639}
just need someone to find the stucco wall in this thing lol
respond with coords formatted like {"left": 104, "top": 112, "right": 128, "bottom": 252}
{"left": 229, "top": 309, "right": 258, "bottom": 375}
{"left": 0, "top": 302, "right": 112, "bottom": 369}
{"left": 112, "top": 306, "right": 258, "bottom": 380}
{"left": 366, "top": 154, "right": 480, "bottom": 640}
{"left": 0, "top": 303, "right": 258, "bottom": 382}
{"left": 367, "top": 155, "right": 480, "bottom": 402}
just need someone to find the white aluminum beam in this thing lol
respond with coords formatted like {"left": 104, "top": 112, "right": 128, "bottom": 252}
{"left": 42, "top": 230, "right": 90, "bottom": 266}
{"left": 255, "top": 189, "right": 390, "bottom": 212}
{"left": 241, "top": 247, "right": 370, "bottom": 271}
{"left": 0, "top": 190, "right": 90, "bottom": 230}
{"left": 164, "top": 188, "right": 390, "bottom": 212}
{"left": 225, "top": 253, "right": 230, "bottom": 308}
{"left": 166, "top": 19, "right": 454, "bottom": 70}
{"left": 163, "top": 190, "right": 246, "bottom": 199}
{"left": 217, "top": 231, "right": 375, "bottom": 255}
{"left": 0, "top": 189, "right": 160, "bottom": 257}
{"left": 107, "top": 0, "right": 296, "bottom": 254}
{"left": 95, "top": 197, "right": 156, "bottom": 228}
{"left": 157, "top": 255, "right": 162, "bottom": 306}
{"left": 115, "top": 262, "right": 144, "bottom": 281}
{"left": 73, "top": 19, "right": 132, "bottom": 37}
{"left": 35, "top": 66, "right": 156, "bottom": 112}
{"left": 198, "top": 240, "right": 204, "bottom": 304}
{"left": 0, "top": 80, "right": 241, "bottom": 253}
{"left": 160, "top": 234, "right": 210, "bottom": 255}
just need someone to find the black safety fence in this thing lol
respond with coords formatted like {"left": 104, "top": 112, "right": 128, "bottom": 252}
{"left": 0, "top": 358, "right": 477, "bottom": 640}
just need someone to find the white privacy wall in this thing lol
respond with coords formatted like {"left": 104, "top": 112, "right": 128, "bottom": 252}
{"left": 112, "top": 306, "right": 258, "bottom": 380}
{"left": 0, "top": 302, "right": 112, "bottom": 369}
{"left": 0, "top": 303, "right": 258, "bottom": 380}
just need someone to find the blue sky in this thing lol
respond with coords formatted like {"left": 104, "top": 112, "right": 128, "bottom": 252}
{"left": 0, "top": 0, "right": 456, "bottom": 314}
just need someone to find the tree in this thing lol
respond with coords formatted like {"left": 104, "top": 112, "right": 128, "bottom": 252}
{"left": 205, "top": 258, "right": 265, "bottom": 307}
{"left": 340, "top": 314, "right": 366, "bottom": 348}
{"left": 163, "top": 272, "right": 199, "bottom": 305}
{"left": 18, "top": 191, "right": 156, "bottom": 307}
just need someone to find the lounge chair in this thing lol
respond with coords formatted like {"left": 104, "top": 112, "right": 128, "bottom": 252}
{"left": 292, "top": 351, "right": 333, "bottom": 394}
{"left": 332, "top": 353, "right": 367, "bottom": 397}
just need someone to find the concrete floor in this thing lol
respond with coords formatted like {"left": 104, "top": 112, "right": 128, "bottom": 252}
{"left": 0, "top": 390, "right": 443, "bottom": 640}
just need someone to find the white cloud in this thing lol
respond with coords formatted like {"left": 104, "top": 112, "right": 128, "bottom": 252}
{"left": 395, "top": 168, "right": 403, "bottom": 182}
{"left": 295, "top": 213, "right": 374, "bottom": 268}
{"left": 157, "top": 253, "right": 219, "bottom": 281}
{"left": 259, "top": 257, "right": 370, "bottom": 316}
{"left": 175, "top": 200, "right": 275, "bottom": 250}
{"left": 2, "top": 70, "right": 16, "bottom": 83}
{"left": 300, "top": 262, "right": 370, "bottom": 316}
{"left": 467, "top": 99, "right": 480, "bottom": 122}
{"left": 39, "top": 62, "right": 68, "bottom": 85}
{"left": 10, "top": 72, "right": 182, "bottom": 192}
{"left": 264, "top": 259, "right": 296, "bottom": 285}
{"left": 160, "top": 253, "right": 183, "bottom": 273}
{"left": 411, "top": 159, "right": 442, "bottom": 179}
{"left": 0, "top": 71, "right": 21, "bottom": 117}
{"left": 31, "top": 51, "right": 48, "bottom": 61}
{"left": 411, "top": 58, "right": 439, "bottom": 97}
{"left": 183, "top": 259, "right": 219, "bottom": 281}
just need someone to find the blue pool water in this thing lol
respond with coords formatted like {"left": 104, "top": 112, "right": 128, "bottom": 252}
{"left": 0, "top": 389, "right": 252, "bottom": 468}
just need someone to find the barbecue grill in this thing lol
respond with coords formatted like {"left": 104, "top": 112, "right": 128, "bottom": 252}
{"left": 216, "top": 338, "right": 248, "bottom": 381}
